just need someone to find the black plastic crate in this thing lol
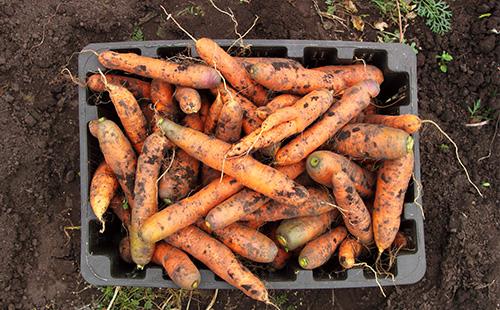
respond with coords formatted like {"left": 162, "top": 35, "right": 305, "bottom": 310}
{"left": 79, "top": 40, "right": 425, "bottom": 289}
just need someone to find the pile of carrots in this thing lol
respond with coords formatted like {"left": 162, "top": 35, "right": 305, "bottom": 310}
{"left": 87, "top": 38, "right": 420, "bottom": 303}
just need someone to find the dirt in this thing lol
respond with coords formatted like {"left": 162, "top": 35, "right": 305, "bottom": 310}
{"left": 0, "top": 0, "right": 498, "bottom": 309}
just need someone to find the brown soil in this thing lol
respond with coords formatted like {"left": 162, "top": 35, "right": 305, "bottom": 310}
{"left": 0, "top": 0, "right": 498, "bottom": 309}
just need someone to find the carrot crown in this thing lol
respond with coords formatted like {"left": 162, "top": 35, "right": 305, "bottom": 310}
{"left": 406, "top": 136, "right": 414, "bottom": 153}
{"left": 299, "top": 257, "right": 309, "bottom": 268}
{"left": 308, "top": 156, "right": 320, "bottom": 168}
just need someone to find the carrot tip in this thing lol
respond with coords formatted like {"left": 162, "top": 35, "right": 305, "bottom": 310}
{"left": 191, "top": 280, "right": 199, "bottom": 289}
{"left": 406, "top": 136, "right": 414, "bottom": 153}
{"left": 299, "top": 257, "right": 308, "bottom": 268}
{"left": 136, "top": 264, "right": 145, "bottom": 270}
{"left": 98, "top": 117, "right": 107, "bottom": 123}
{"left": 276, "top": 235, "right": 287, "bottom": 247}
{"left": 309, "top": 156, "right": 320, "bottom": 168}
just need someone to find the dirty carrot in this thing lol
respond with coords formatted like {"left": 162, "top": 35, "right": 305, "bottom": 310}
{"left": 151, "top": 79, "right": 178, "bottom": 119}
{"left": 362, "top": 114, "right": 422, "bottom": 134}
{"left": 392, "top": 231, "right": 408, "bottom": 250}
{"left": 215, "top": 97, "right": 243, "bottom": 143}
{"left": 373, "top": 152, "right": 414, "bottom": 253}
{"left": 313, "top": 64, "right": 384, "bottom": 86}
{"left": 89, "top": 118, "right": 137, "bottom": 206}
{"left": 212, "top": 223, "right": 278, "bottom": 263}
{"left": 119, "top": 236, "right": 133, "bottom": 264}
{"left": 199, "top": 94, "right": 211, "bottom": 125}
{"left": 166, "top": 225, "right": 269, "bottom": 302}
{"left": 157, "top": 118, "right": 310, "bottom": 208}
{"left": 269, "top": 226, "right": 292, "bottom": 270}
{"left": 338, "top": 237, "right": 364, "bottom": 269}
{"left": 349, "top": 103, "right": 377, "bottom": 124}
{"left": 298, "top": 226, "right": 347, "bottom": 269}
{"left": 152, "top": 242, "right": 201, "bottom": 290}
{"left": 204, "top": 91, "right": 224, "bottom": 134}
{"left": 87, "top": 73, "right": 151, "bottom": 99}
{"left": 89, "top": 161, "right": 118, "bottom": 231}
{"left": 175, "top": 86, "right": 201, "bottom": 114}
{"left": 131, "top": 132, "right": 170, "bottom": 267}
{"left": 275, "top": 79, "right": 381, "bottom": 165}
{"left": 306, "top": 150, "right": 376, "bottom": 199}
{"left": 256, "top": 94, "right": 299, "bottom": 120}
{"left": 196, "top": 38, "right": 269, "bottom": 105}
{"left": 109, "top": 193, "right": 130, "bottom": 227}
{"left": 331, "top": 124, "right": 413, "bottom": 160}
{"left": 98, "top": 51, "right": 221, "bottom": 89}
{"left": 235, "top": 57, "right": 302, "bottom": 71}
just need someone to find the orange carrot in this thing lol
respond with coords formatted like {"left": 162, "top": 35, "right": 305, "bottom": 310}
{"left": 269, "top": 226, "right": 292, "bottom": 270}
{"left": 175, "top": 86, "right": 201, "bottom": 114}
{"left": 196, "top": 38, "right": 269, "bottom": 105}
{"left": 119, "top": 236, "right": 133, "bottom": 264}
{"left": 240, "top": 219, "right": 266, "bottom": 230}
{"left": 204, "top": 91, "right": 224, "bottom": 134}
{"left": 109, "top": 193, "right": 130, "bottom": 227}
{"left": 227, "top": 90, "right": 333, "bottom": 157}
{"left": 166, "top": 225, "right": 269, "bottom": 302}
{"left": 151, "top": 79, "right": 178, "bottom": 119}
{"left": 275, "top": 80, "right": 381, "bottom": 165}
{"left": 306, "top": 150, "right": 376, "bottom": 199}
{"left": 362, "top": 114, "right": 422, "bottom": 134}
{"left": 205, "top": 161, "right": 305, "bottom": 230}
{"left": 157, "top": 118, "right": 310, "bottom": 207}
{"left": 338, "top": 237, "right": 364, "bottom": 269}
{"left": 313, "top": 64, "right": 384, "bottom": 86}
{"left": 98, "top": 51, "right": 221, "bottom": 89}
{"left": 349, "top": 103, "right": 377, "bottom": 124}
{"left": 392, "top": 231, "right": 408, "bottom": 250}
{"left": 89, "top": 118, "right": 137, "bottom": 206}
{"left": 298, "top": 226, "right": 347, "bottom": 269}
{"left": 276, "top": 211, "right": 336, "bottom": 251}
{"left": 331, "top": 124, "right": 413, "bottom": 160}
{"left": 152, "top": 242, "right": 201, "bottom": 289}
{"left": 373, "top": 152, "right": 414, "bottom": 253}
{"left": 87, "top": 73, "right": 151, "bottom": 99}
{"left": 199, "top": 94, "right": 211, "bottom": 124}
{"left": 235, "top": 57, "right": 302, "bottom": 72}
{"left": 212, "top": 223, "right": 278, "bottom": 263}
{"left": 330, "top": 169, "right": 373, "bottom": 245}
{"left": 201, "top": 164, "right": 221, "bottom": 186}
{"left": 131, "top": 132, "right": 170, "bottom": 267}
{"left": 215, "top": 97, "right": 243, "bottom": 143}
{"left": 90, "top": 161, "right": 118, "bottom": 230}
{"left": 256, "top": 94, "right": 299, "bottom": 120}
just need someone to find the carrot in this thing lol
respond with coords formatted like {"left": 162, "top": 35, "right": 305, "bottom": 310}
{"left": 130, "top": 132, "right": 170, "bottom": 267}
{"left": 175, "top": 86, "right": 201, "bottom": 114}
{"left": 157, "top": 118, "right": 310, "bottom": 207}
{"left": 212, "top": 223, "right": 278, "bottom": 263}
{"left": 392, "top": 231, "right": 408, "bottom": 250}
{"left": 119, "top": 236, "right": 133, "bottom": 264}
{"left": 331, "top": 124, "right": 413, "bottom": 160}
{"left": 240, "top": 219, "right": 266, "bottom": 230}
{"left": 140, "top": 175, "right": 244, "bottom": 243}
{"left": 151, "top": 79, "right": 178, "bottom": 119}
{"left": 373, "top": 152, "right": 414, "bottom": 253}
{"left": 255, "top": 94, "right": 299, "bottom": 120}
{"left": 249, "top": 61, "right": 383, "bottom": 95}
{"left": 89, "top": 118, "right": 137, "bottom": 206}
{"left": 269, "top": 226, "right": 292, "bottom": 270}
{"left": 204, "top": 161, "right": 305, "bottom": 230}
{"left": 196, "top": 38, "right": 269, "bottom": 105}
{"left": 105, "top": 83, "right": 148, "bottom": 153}
{"left": 227, "top": 89, "right": 333, "bottom": 157}
{"left": 109, "top": 193, "right": 130, "bottom": 227}
{"left": 199, "top": 94, "right": 211, "bottom": 125}
{"left": 298, "top": 226, "right": 347, "bottom": 269}
{"left": 140, "top": 104, "right": 156, "bottom": 133}
{"left": 90, "top": 161, "right": 118, "bottom": 230}
{"left": 201, "top": 164, "right": 221, "bottom": 186}
{"left": 235, "top": 57, "right": 302, "bottom": 72}
{"left": 349, "top": 103, "right": 377, "bottom": 124}
{"left": 306, "top": 150, "right": 376, "bottom": 199}
{"left": 166, "top": 225, "right": 269, "bottom": 302}
{"left": 276, "top": 211, "right": 336, "bottom": 251}
{"left": 215, "top": 97, "right": 243, "bottom": 143}
{"left": 98, "top": 51, "right": 221, "bottom": 89}
{"left": 274, "top": 80, "right": 381, "bottom": 165}
{"left": 312, "top": 64, "right": 384, "bottom": 86}
{"left": 241, "top": 187, "right": 336, "bottom": 223}
{"left": 152, "top": 242, "right": 201, "bottom": 290}
{"left": 204, "top": 92, "right": 224, "bottom": 134}
{"left": 362, "top": 114, "right": 422, "bottom": 134}
{"left": 338, "top": 237, "right": 364, "bottom": 269}
{"left": 87, "top": 73, "right": 151, "bottom": 99}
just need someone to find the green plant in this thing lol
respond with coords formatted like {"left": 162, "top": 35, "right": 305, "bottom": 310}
{"left": 468, "top": 99, "right": 495, "bottom": 121}
{"left": 94, "top": 287, "right": 188, "bottom": 310}
{"left": 177, "top": 5, "right": 205, "bottom": 17}
{"left": 415, "top": 0, "right": 452, "bottom": 35}
{"left": 436, "top": 51, "right": 453, "bottom": 73}
{"left": 438, "top": 143, "right": 449, "bottom": 151}
{"left": 479, "top": 13, "right": 491, "bottom": 19}
{"left": 481, "top": 181, "right": 490, "bottom": 188}
{"left": 371, "top": 0, "right": 412, "bottom": 22}
{"left": 131, "top": 26, "right": 144, "bottom": 41}
{"left": 273, "top": 292, "right": 289, "bottom": 308}
{"left": 325, "top": 0, "right": 336, "bottom": 15}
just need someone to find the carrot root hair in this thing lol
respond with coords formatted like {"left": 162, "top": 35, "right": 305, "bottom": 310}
{"left": 412, "top": 173, "right": 424, "bottom": 219}
{"left": 353, "top": 262, "right": 386, "bottom": 297}
{"left": 157, "top": 148, "right": 176, "bottom": 183}
{"left": 159, "top": 5, "right": 197, "bottom": 42}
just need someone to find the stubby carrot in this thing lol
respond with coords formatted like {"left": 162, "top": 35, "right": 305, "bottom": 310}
{"left": 87, "top": 73, "right": 151, "bottom": 99}
{"left": 109, "top": 193, "right": 130, "bottom": 227}
{"left": 306, "top": 151, "right": 376, "bottom": 199}
{"left": 166, "top": 226, "right": 269, "bottom": 302}
{"left": 215, "top": 97, "right": 243, "bottom": 143}
{"left": 196, "top": 38, "right": 269, "bottom": 105}
{"left": 362, "top": 114, "right": 422, "bottom": 134}
{"left": 275, "top": 80, "right": 380, "bottom": 165}
{"left": 89, "top": 118, "right": 137, "bottom": 206}
{"left": 98, "top": 51, "right": 221, "bottom": 89}
{"left": 151, "top": 79, "right": 178, "bottom": 119}
{"left": 175, "top": 86, "right": 202, "bottom": 114}
{"left": 313, "top": 64, "right": 384, "bottom": 86}
{"left": 90, "top": 161, "right": 118, "bottom": 231}
{"left": 131, "top": 132, "right": 170, "bottom": 267}
{"left": 338, "top": 237, "right": 364, "bottom": 269}
{"left": 256, "top": 94, "right": 299, "bottom": 120}
{"left": 213, "top": 223, "right": 278, "bottom": 263}
{"left": 152, "top": 242, "right": 201, "bottom": 290}
{"left": 157, "top": 118, "right": 310, "bottom": 208}
{"left": 298, "top": 226, "right": 347, "bottom": 269}
{"left": 373, "top": 152, "right": 414, "bottom": 253}
{"left": 331, "top": 124, "right": 413, "bottom": 160}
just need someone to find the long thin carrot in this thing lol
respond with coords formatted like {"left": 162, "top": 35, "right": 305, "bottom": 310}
{"left": 362, "top": 114, "right": 422, "bottom": 134}
{"left": 175, "top": 86, "right": 201, "bottom": 114}
{"left": 330, "top": 124, "right": 413, "bottom": 160}
{"left": 312, "top": 64, "right": 384, "bottom": 86}
{"left": 298, "top": 226, "right": 347, "bottom": 269}
{"left": 373, "top": 152, "right": 414, "bottom": 253}
{"left": 151, "top": 79, "right": 178, "bottom": 119}
{"left": 131, "top": 132, "right": 170, "bottom": 267}
{"left": 215, "top": 97, "right": 243, "bottom": 143}
{"left": 274, "top": 79, "right": 381, "bottom": 165}
{"left": 157, "top": 118, "right": 310, "bottom": 207}
{"left": 166, "top": 225, "right": 269, "bottom": 302}
{"left": 87, "top": 73, "right": 151, "bottom": 99}
{"left": 90, "top": 161, "right": 118, "bottom": 230}
{"left": 98, "top": 51, "right": 221, "bottom": 89}
{"left": 338, "top": 237, "right": 364, "bottom": 269}
{"left": 196, "top": 38, "right": 269, "bottom": 105}
{"left": 306, "top": 151, "right": 376, "bottom": 199}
